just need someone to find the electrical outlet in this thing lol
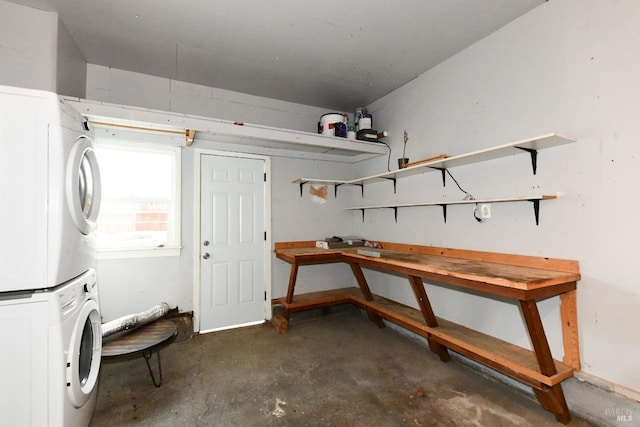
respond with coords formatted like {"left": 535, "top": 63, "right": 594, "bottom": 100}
{"left": 478, "top": 204, "right": 491, "bottom": 219}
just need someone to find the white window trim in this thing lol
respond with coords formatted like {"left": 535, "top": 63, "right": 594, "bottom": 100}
{"left": 97, "top": 247, "right": 181, "bottom": 260}
{"left": 95, "top": 139, "right": 182, "bottom": 260}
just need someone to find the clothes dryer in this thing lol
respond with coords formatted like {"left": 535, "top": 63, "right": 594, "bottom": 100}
{"left": 0, "top": 85, "right": 101, "bottom": 292}
{"left": 0, "top": 268, "right": 102, "bottom": 426}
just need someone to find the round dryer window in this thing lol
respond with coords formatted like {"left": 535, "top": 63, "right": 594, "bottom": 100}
{"left": 67, "top": 136, "right": 101, "bottom": 235}
{"left": 66, "top": 299, "right": 102, "bottom": 408}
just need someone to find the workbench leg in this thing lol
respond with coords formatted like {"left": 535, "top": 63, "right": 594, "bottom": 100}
{"left": 519, "top": 299, "right": 571, "bottom": 424}
{"left": 283, "top": 261, "right": 300, "bottom": 321}
{"left": 348, "top": 262, "right": 385, "bottom": 328}
{"left": 408, "top": 276, "right": 450, "bottom": 363}
{"left": 534, "top": 386, "right": 571, "bottom": 424}
{"left": 560, "top": 288, "right": 580, "bottom": 371}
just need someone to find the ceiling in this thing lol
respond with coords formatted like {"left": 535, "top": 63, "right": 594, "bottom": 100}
{"left": 10, "top": 0, "right": 545, "bottom": 111}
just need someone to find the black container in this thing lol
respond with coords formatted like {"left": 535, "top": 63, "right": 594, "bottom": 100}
{"left": 334, "top": 122, "right": 347, "bottom": 138}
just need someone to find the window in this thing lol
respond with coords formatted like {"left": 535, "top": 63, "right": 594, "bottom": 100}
{"left": 95, "top": 140, "right": 181, "bottom": 258}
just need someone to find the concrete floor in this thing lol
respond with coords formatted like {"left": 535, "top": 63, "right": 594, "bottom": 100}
{"left": 90, "top": 307, "right": 596, "bottom": 427}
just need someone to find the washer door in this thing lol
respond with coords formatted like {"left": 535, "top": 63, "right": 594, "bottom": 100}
{"left": 67, "top": 299, "right": 102, "bottom": 408}
{"left": 67, "top": 135, "right": 101, "bottom": 235}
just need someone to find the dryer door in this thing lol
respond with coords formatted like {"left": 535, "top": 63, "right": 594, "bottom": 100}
{"left": 66, "top": 298, "right": 102, "bottom": 408}
{"left": 67, "top": 135, "right": 101, "bottom": 235}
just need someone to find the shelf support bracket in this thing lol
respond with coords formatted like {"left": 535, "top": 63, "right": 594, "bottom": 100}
{"left": 359, "top": 209, "right": 365, "bottom": 222}
{"left": 298, "top": 181, "right": 307, "bottom": 197}
{"left": 529, "top": 199, "right": 541, "bottom": 225}
{"left": 390, "top": 207, "right": 398, "bottom": 222}
{"left": 334, "top": 183, "right": 363, "bottom": 197}
{"left": 516, "top": 147, "right": 538, "bottom": 175}
{"left": 334, "top": 183, "right": 342, "bottom": 198}
{"left": 438, "top": 204, "right": 448, "bottom": 223}
{"left": 429, "top": 168, "right": 447, "bottom": 187}
{"left": 381, "top": 177, "right": 397, "bottom": 193}
{"left": 185, "top": 129, "right": 196, "bottom": 146}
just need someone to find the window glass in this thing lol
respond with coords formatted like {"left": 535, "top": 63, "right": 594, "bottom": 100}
{"left": 79, "top": 154, "right": 95, "bottom": 219}
{"left": 79, "top": 317, "right": 94, "bottom": 386}
{"left": 95, "top": 141, "right": 181, "bottom": 257}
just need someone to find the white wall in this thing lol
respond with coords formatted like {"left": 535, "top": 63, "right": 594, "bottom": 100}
{"left": 270, "top": 156, "right": 357, "bottom": 297}
{"left": 354, "top": 0, "right": 640, "bottom": 399}
{"left": 56, "top": 19, "right": 86, "bottom": 98}
{"left": 0, "top": 0, "right": 57, "bottom": 91}
{"left": 86, "top": 64, "right": 328, "bottom": 133}
{"left": 0, "top": 1, "right": 85, "bottom": 97}
{"left": 88, "top": 66, "right": 357, "bottom": 322}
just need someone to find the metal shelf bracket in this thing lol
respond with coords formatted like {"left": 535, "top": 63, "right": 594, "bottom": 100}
{"left": 439, "top": 204, "right": 448, "bottom": 223}
{"left": 298, "top": 181, "right": 307, "bottom": 197}
{"left": 381, "top": 177, "right": 397, "bottom": 193}
{"left": 429, "top": 167, "right": 447, "bottom": 187}
{"left": 529, "top": 199, "right": 541, "bottom": 225}
{"left": 516, "top": 147, "right": 538, "bottom": 175}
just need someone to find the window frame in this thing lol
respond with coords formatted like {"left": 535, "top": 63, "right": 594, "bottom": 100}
{"left": 94, "top": 139, "right": 182, "bottom": 260}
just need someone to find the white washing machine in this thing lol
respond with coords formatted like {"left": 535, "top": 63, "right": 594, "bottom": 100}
{"left": 0, "top": 268, "right": 102, "bottom": 426}
{"left": 0, "top": 84, "right": 101, "bottom": 292}
{"left": 0, "top": 85, "right": 103, "bottom": 426}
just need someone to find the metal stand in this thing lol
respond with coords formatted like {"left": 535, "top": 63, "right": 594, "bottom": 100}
{"left": 143, "top": 349, "right": 164, "bottom": 387}
{"left": 102, "top": 320, "right": 177, "bottom": 389}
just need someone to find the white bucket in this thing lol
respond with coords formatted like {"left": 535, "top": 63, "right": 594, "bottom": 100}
{"left": 320, "top": 113, "right": 345, "bottom": 136}
{"left": 357, "top": 113, "right": 372, "bottom": 130}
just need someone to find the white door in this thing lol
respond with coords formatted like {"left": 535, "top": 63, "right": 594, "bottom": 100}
{"left": 199, "top": 154, "right": 266, "bottom": 332}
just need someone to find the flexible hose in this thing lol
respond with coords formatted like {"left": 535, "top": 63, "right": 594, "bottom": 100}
{"left": 101, "top": 302, "right": 171, "bottom": 338}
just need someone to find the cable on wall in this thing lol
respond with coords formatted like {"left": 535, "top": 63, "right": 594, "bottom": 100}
{"left": 378, "top": 140, "right": 392, "bottom": 172}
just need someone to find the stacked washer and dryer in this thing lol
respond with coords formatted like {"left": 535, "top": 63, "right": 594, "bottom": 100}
{"left": 0, "top": 85, "right": 103, "bottom": 426}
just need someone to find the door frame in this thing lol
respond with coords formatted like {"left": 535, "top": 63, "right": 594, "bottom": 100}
{"left": 193, "top": 149, "right": 272, "bottom": 333}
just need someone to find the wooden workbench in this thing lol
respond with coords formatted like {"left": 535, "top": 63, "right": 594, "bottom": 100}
{"left": 273, "top": 241, "right": 581, "bottom": 424}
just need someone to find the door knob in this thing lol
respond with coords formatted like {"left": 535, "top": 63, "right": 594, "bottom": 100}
{"left": 202, "top": 253, "right": 210, "bottom": 259}
{"left": 203, "top": 240, "right": 210, "bottom": 246}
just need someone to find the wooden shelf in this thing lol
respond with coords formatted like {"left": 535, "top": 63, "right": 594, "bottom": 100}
{"left": 64, "top": 97, "right": 388, "bottom": 163}
{"left": 275, "top": 287, "right": 575, "bottom": 388}
{"left": 357, "top": 133, "right": 575, "bottom": 184}
{"left": 293, "top": 133, "right": 575, "bottom": 194}
{"left": 346, "top": 195, "right": 558, "bottom": 225}
{"left": 273, "top": 287, "right": 358, "bottom": 312}
{"left": 291, "top": 178, "right": 351, "bottom": 197}
{"left": 355, "top": 291, "right": 575, "bottom": 388}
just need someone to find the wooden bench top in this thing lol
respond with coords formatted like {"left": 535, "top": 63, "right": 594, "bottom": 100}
{"left": 274, "top": 241, "right": 580, "bottom": 300}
